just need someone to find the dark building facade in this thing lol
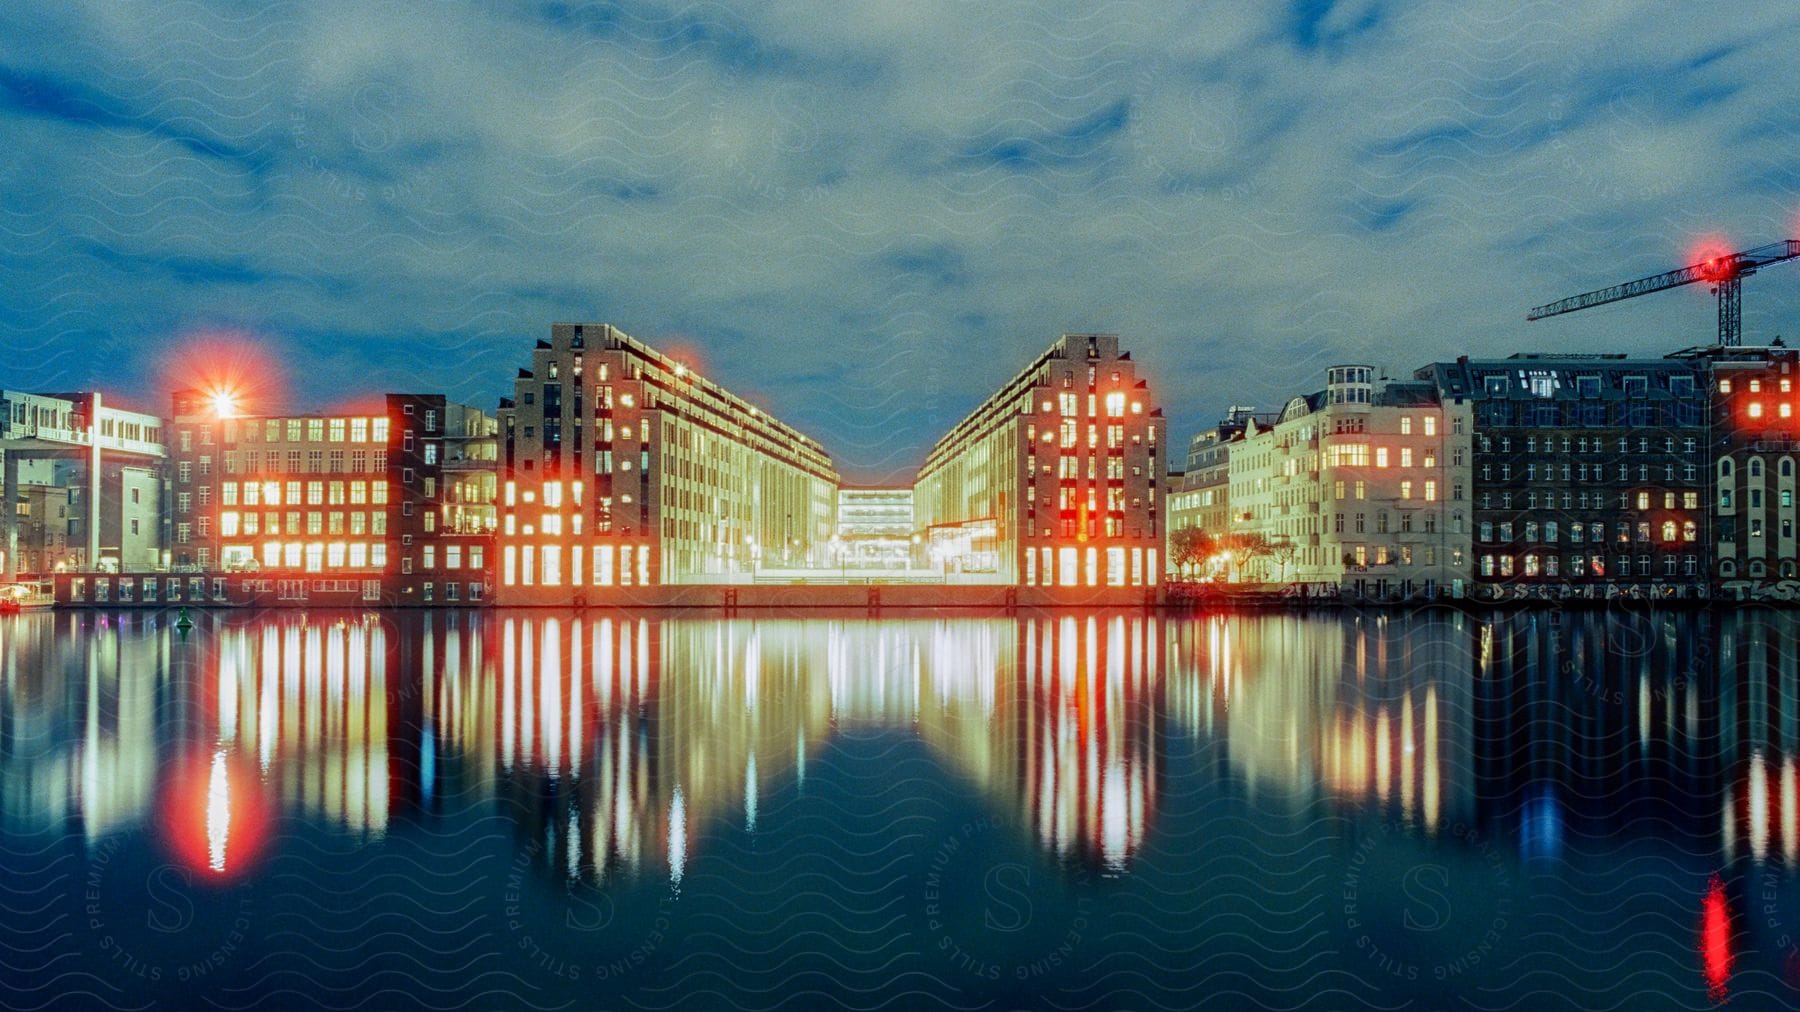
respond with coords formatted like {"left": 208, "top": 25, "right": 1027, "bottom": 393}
{"left": 1419, "top": 354, "right": 1711, "bottom": 600}
{"left": 1688, "top": 344, "right": 1800, "bottom": 595}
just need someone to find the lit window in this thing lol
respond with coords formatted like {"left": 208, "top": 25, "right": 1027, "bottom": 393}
{"left": 1750, "top": 402, "right": 1764, "bottom": 418}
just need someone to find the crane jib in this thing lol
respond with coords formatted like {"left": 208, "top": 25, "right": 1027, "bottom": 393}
{"left": 1527, "top": 239, "right": 1800, "bottom": 347}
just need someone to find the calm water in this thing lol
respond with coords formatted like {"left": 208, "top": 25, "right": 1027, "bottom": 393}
{"left": 1, "top": 607, "right": 1798, "bottom": 1011}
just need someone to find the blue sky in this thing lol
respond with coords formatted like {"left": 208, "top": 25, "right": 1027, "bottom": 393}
{"left": 3, "top": 2, "right": 1799, "bottom": 482}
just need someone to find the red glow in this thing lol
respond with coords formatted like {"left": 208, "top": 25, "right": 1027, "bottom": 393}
{"left": 1688, "top": 235, "right": 1737, "bottom": 284}
{"left": 156, "top": 747, "right": 274, "bottom": 882}
{"left": 157, "top": 330, "right": 286, "bottom": 416}
{"left": 1700, "top": 874, "right": 1733, "bottom": 1004}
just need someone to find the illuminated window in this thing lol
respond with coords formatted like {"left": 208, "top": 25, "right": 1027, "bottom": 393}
{"left": 220, "top": 512, "right": 240, "bottom": 536}
{"left": 503, "top": 546, "right": 517, "bottom": 585}
{"left": 1105, "top": 547, "right": 1124, "bottom": 586}
{"left": 327, "top": 542, "right": 347, "bottom": 567}
{"left": 1424, "top": 480, "right": 1437, "bottom": 502}
{"left": 1058, "top": 547, "right": 1077, "bottom": 587}
{"left": 621, "top": 546, "right": 633, "bottom": 586}
{"left": 307, "top": 419, "right": 324, "bottom": 441}
{"left": 372, "top": 543, "right": 387, "bottom": 567}
{"left": 522, "top": 545, "right": 535, "bottom": 586}
{"left": 1423, "top": 416, "right": 1436, "bottom": 436}
{"left": 350, "top": 543, "right": 368, "bottom": 568}
{"left": 329, "top": 419, "right": 346, "bottom": 441}
{"left": 1400, "top": 416, "right": 1412, "bottom": 435}
{"left": 373, "top": 418, "right": 390, "bottom": 442}
{"left": 262, "top": 542, "right": 280, "bottom": 567}
{"left": 1750, "top": 402, "right": 1764, "bottom": 418}
{"left": 1375, "top": 447, "right": 1389, "bottom": 468}
{"left": 594, "top": 545, "right": 614, "bottom": 585}
{"left": 1104, "top": 392, "right": 1125, "bottom": 417}
{"left": 351, "top": 418, "right": 368, "bottom": 442}
{"left": 1085, "top": 546, "right": 1098, "bottom": 587}
{"left": 304, "top": 543, "right": 324, "bottom": 572}
{"left": 1400, "top": 481, "right": 1412, "bottom": 500}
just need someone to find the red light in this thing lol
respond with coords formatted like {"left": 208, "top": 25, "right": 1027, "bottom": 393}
{"left": 1688, "top": 235, "right": 1737, "bottom": 284}
{"left": 1699, "top": 874, "right": 1732, "bottom": 1004}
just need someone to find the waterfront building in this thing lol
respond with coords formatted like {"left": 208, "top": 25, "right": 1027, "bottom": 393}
{"left": 1417, "top": 354, "right": 1710, "bottom": 600}
{"left": 1227, "top": 367, "right": 1469, "bottom": 600}
{"left": 1167, "top": 406, "right": 1260, "bottom": 579}
{"left": 912, "top": 333, "right": 1165, "bottom": 588}
{"left": 834, "top": 487, "right": 918, "bottom": 569}
{"left": 160, "top": 390, "right": 492, "bottom": 605}
{"left": 1682, "top": 344, "right": 1800, "bottom": 593}
{"left": 0, "top": 390, "right": 166, "bottom": 579}
{"left": 495, "top": 323, "right": 839, "bottom": 599}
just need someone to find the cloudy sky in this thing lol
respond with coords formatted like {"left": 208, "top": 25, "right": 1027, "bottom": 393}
{"left": 4, "top": 2, "right": 1799, "bottom": 481}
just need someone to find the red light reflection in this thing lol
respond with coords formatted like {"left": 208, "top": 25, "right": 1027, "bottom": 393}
{"left": 157, "top": 747, "right": 273, "bottom": 882}
{"left": 1700, "top": 874, "right": 1733, "bottom": 1004}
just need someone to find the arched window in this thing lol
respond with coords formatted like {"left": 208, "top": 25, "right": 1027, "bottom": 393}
{"left": 1751, "top": 560, "right": 1767, "bottom": 577}
{"left": 1783, "top": 458, "right": 1794, "bottom": 477}
{"left": 1722, "top": 459, "right": 1735, "bottom": 475}
{"left": 1751, "top": 458, "right": 1764, "bottom": 477}
{"left": 1722, "top": 559, "right": 1738, "bottom": 577}
{"left": 1661, "top": 520, "right": 1677, "bottom": 542}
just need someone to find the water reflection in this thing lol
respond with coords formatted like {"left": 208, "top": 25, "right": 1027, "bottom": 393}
{"left": 6, "top": 608, "right": 1800, "bottom": 889}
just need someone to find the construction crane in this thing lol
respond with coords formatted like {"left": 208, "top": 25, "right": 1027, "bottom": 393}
{"left": 1529, "top": 239, "right": 1800, "bottom": 347}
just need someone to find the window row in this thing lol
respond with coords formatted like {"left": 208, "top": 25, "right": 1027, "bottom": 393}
{"left": 1478, "top": 519, "right": 1698, "bottom": 544}
{"left": 1479, "top": 553, "right": 1700, "bottom": 578}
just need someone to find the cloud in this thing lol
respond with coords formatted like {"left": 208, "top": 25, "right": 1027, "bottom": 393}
{"left": 1, "top": 1, "right": 1799, "bottom": 481}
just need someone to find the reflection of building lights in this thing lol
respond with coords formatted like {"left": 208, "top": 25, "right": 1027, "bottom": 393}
{"left": 669, "top": 787, "right": 687, "bottom": 886}
{"left": 207, "top": 748, "right": 231, "bottom": 873}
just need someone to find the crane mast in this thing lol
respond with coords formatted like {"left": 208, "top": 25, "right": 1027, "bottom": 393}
{"left": 1529, "top": 239, "right": 1800, "bottom": 347}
